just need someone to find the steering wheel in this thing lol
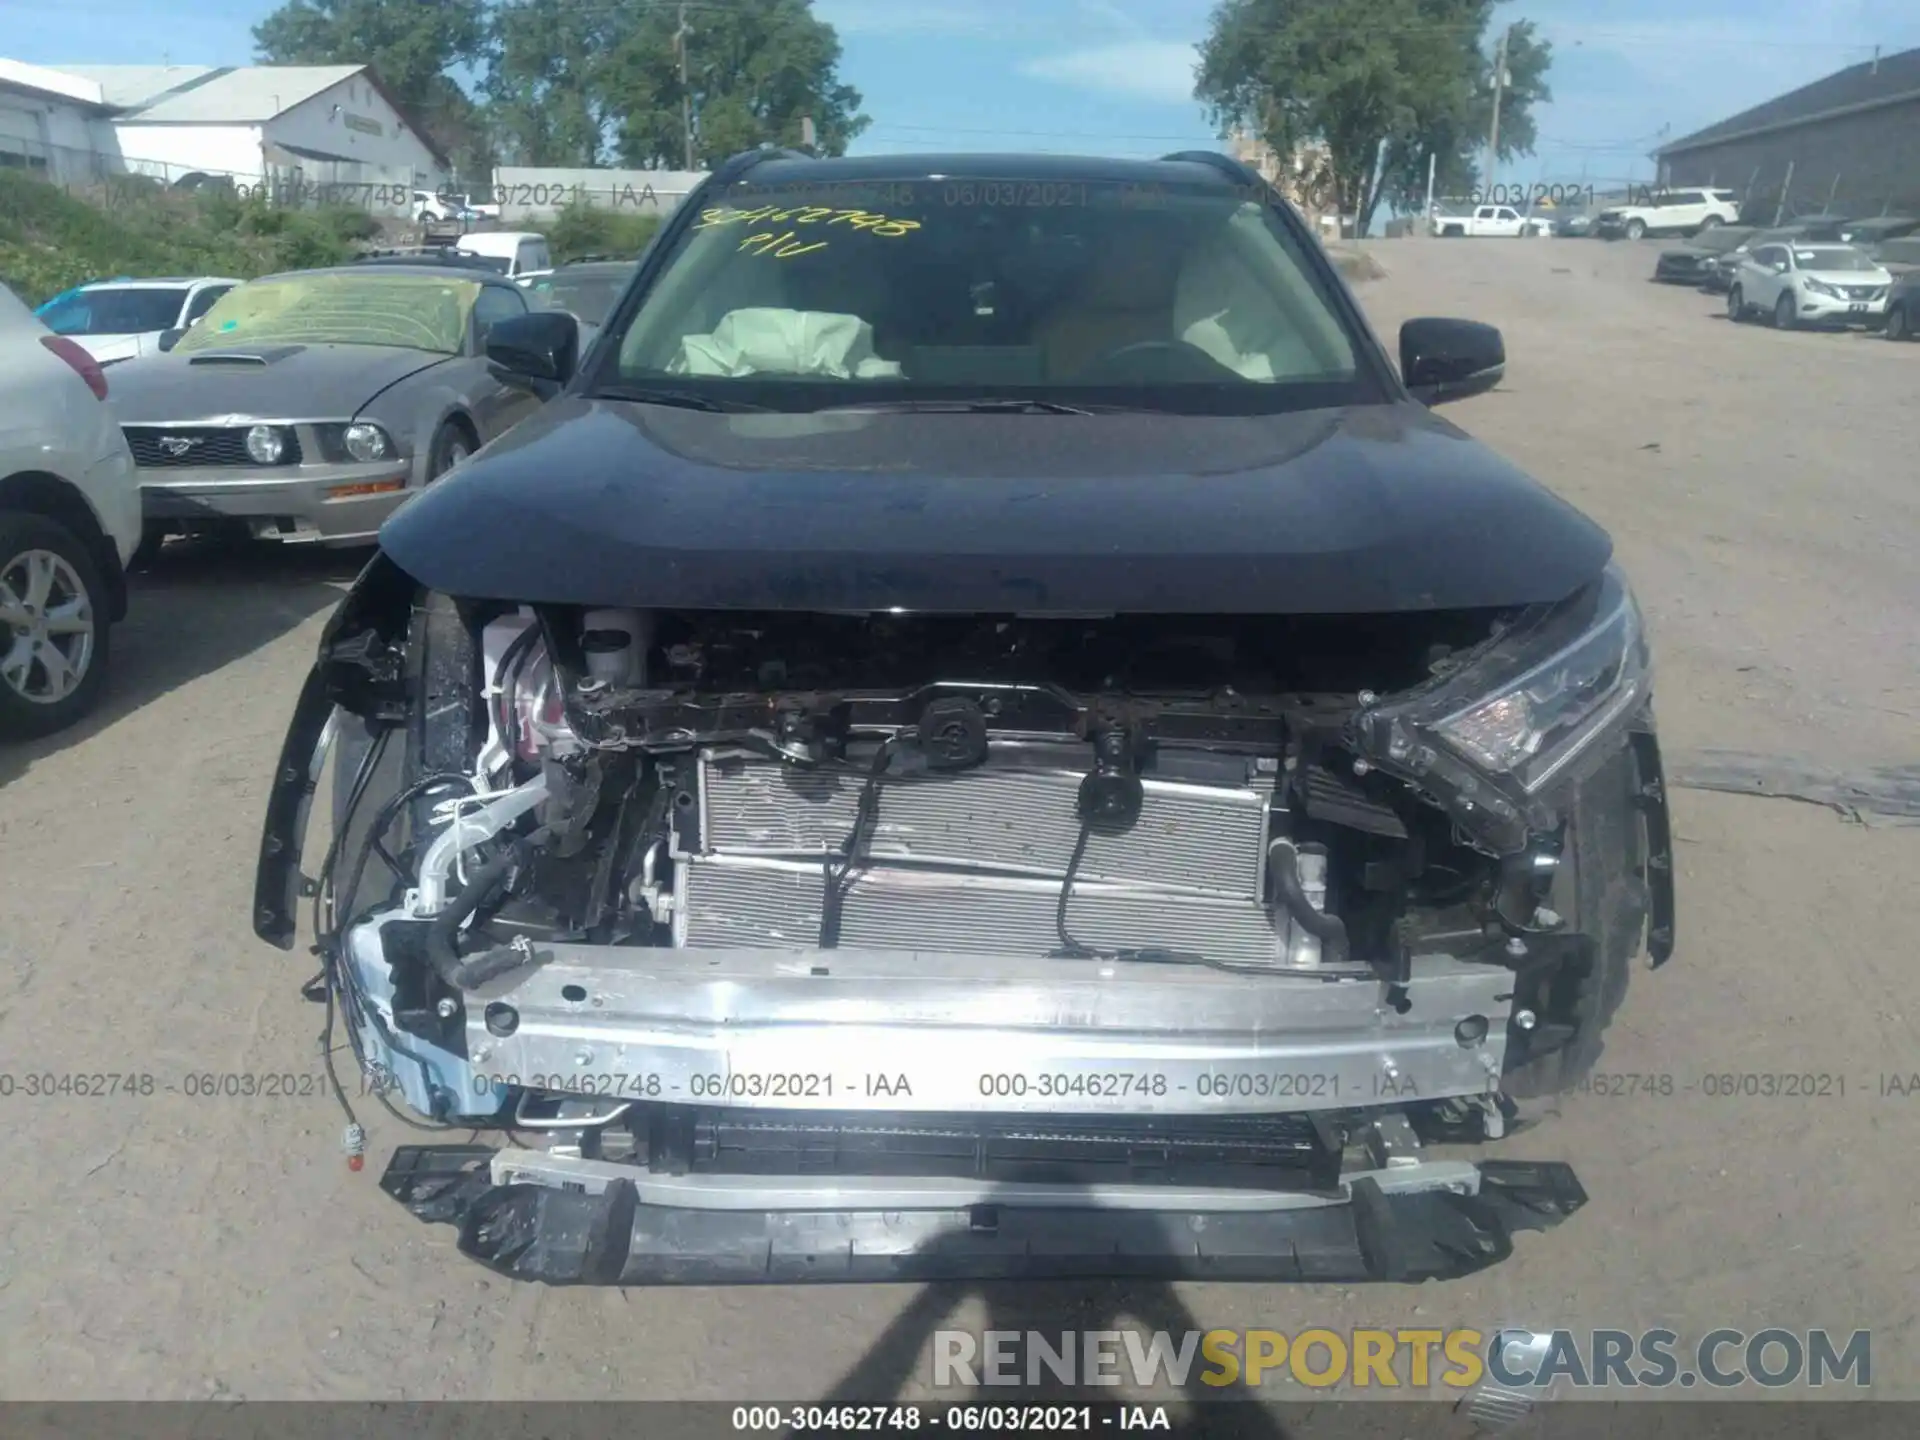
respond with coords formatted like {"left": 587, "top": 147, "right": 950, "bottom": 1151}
{"left": 1069, "top": 338, "right": 1243, "bottom": 384}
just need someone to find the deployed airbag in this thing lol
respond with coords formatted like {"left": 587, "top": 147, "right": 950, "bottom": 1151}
{"left": 671, "top": 308, "right": 905, "bottom": 379}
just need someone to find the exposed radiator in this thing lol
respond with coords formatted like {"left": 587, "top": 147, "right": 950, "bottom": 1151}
{"left": 676, "top": 749, "right": 1305, "bottom": 965}
{"left": 697, "top": 748, "right": 1268, "bottom": 898}
{"left": 678, "top": 853, "right": 1291, "bottom": 965}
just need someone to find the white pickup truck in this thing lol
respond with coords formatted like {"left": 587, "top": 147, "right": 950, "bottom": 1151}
{"left": 1430, "top": 204, "right": 1547, "bottom": 238}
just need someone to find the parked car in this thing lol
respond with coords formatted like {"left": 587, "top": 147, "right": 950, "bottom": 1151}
{"left": 1699, "top": 220, "right": 1849, "bottom": 292}
{"left": 453, "top": 231, "right": 553, "bottom": 280}
{"left": 1726, "top": 241, "right": 1893, "bottom": 329}
{"left": 1766, "top": 214, "right": 1852, "bottom": 242}
{"left": 257, "top": 148, "right": 1676, "bottom": 1286}
{"left": 1652, "top": 225, "right": 1756, "bottom": 284}
{"left": 413, "top": 189, "right": 479, "bottom": 224}
{"left": 1835, "top": 215, "right": 1920, "bottom": 247}
{"left": 524, "top": 258, "right": 638, "bottom": 349}
{"left": 107, "top": 264, "right": 548, "bottom": 549}
{"left": 0, "top": 282, "right": 140, "bottom": 738}
{"left": 1595, "top": 188, "right": 1741, "bottom": 240}
{"left": 1429, "top": 203, "right": 1547, "bottom": 237}
{"left": 1882, "top": 266, "right": 1920, "bottom": 339}
{"left": 1551, "top": 210, "right": 1595, "bottom": 237}
{"left": 1860, "top": 234, "right": 1920, "bottom": 274}
{"left": 34, "top": 276, "right": 241, "bottom": 366}
{"left": 354, "top": 246, "right": 506, "bottom": 275}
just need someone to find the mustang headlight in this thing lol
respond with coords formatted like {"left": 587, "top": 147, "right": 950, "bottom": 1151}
{"left": 1353, "top": 564, "right": 1651, "bottom": 851}
{"left": 245, "top": 424, "right": 288, "bottom": 465}
{"left": 343, "top": 422, "right": 392, "bottom": 462}
{"left": 1432, "top": 568, "right": 1649, "bottom": 792}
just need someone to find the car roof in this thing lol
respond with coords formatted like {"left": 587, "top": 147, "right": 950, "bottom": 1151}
{"left": 737, "top": 150, "right": 1258, "bottom": 190}
{"left": 457, "top": 231, "right": 547, "bottom": 250}
{"left": 546, "top": 261, "right": 636, "bottom": 277}
{"left": 261, "top": 263, "right": 505, "bottom": 283}
{"left": 352, "top": 248, "right": 504, "bottom": 270}
{"left": 80, "top": 275, "right": 238, "bottom": 288}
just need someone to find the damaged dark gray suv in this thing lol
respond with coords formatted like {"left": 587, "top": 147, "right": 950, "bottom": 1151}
{"left": 255, "top": 148, "right": 1676, "bottom": 1286}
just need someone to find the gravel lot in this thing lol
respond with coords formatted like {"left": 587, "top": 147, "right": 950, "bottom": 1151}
{"left": 1, "top": 235, "right": 1915, "bottom": 1408}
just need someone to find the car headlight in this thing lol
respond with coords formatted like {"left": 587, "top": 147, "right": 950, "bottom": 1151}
{"left": 1433, "top": 570, "right": 1648, "bottom": 792}
{"left": 343, "top": 422, "right": 392, "bottom": 462}
{"left": 1352, "top": 565, "right": 1652, "bottom": 850}
{"left": 1803, "top": 279, "right": 1839, "bottom": 298}
{"left": 246, "top": 424, "right": 288, "bottom": 465}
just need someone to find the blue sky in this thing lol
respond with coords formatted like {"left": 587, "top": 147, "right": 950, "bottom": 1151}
{"left": 7, "top": 0, "right": 1920, "bottom": 192}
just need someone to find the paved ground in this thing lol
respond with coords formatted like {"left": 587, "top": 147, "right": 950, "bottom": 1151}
{"left": 1, "top": 236, "right": 1915, "bottom": 1408}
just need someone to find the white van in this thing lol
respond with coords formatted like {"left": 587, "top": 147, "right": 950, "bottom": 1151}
{"left": 452, "top": 232, "right": 553, "bottom": 280}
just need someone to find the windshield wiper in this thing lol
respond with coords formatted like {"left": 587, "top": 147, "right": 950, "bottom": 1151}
{"left": 819, "top": 397, "right": 1112, "bottom": 416}
{"left": 592, "top": 385, "right": 771, "bottom": 413}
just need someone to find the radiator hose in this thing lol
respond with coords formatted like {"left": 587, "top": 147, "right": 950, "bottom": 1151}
{"left": 1268, "top": 838, "right": 1350, "bottom": 964}
{"left": 426, "top": 827, "right": 552, "bottom": 990}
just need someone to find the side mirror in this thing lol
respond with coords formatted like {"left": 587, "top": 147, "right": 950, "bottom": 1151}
{"left": 1399, "top": 318, "right": 1505, "bottom": 406}
{"left": 485, "top": 310, "right": 579, "bottom": 398}
{"left": 156, "top": 328, "right": 185, "bottom": 352}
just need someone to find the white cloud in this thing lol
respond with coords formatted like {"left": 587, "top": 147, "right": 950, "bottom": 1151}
{"left": 1020, "top": 40, "right": 1202, "bottom": 104}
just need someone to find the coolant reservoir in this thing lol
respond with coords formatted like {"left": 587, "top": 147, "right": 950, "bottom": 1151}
{"left": 580, "top": 608, "right": 651, "bottom": 687}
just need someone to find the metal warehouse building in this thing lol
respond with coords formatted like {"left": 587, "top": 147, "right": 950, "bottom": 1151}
{"left": 1655, "top": 45, "right": 1920, "bottom": 221}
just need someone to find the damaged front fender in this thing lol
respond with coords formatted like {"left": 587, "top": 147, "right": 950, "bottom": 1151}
{"left": 316, "top": 549, "right": 419, "bottom": 723}
{"left": 254, "top": 665, "right": 337, "bottom": 949}
{"left": 254, "top": 550, "right": 421, "bottom": 950}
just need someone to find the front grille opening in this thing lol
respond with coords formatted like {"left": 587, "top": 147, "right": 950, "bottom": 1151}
{"left": 124, "top": 425, "right": 304, "bottom": 468}
{"left": 629, "top": 1105, "right": 1341, "bottom": 1191}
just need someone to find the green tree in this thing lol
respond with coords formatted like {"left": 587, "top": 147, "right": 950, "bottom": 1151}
{"left": 596, "top": 0, "right": 869, "bottom": 168}
{"left": 1195, "top": 0, "right": 1550, "bottom": 234}
{"left": 253, "top": 0, "right": 495, "bottom": 179}
{"left": 484, "top": 0, "right": 615, "bottom": 166}
{"left": 1379, "top": 19, "right": 1552, "bottom": 213}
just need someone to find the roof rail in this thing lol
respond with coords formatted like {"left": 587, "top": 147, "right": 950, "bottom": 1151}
{"left": 1158, "top": 150, "right": 1267, "bottom": 189}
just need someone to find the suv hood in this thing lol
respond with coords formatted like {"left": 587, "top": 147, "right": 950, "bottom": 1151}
{"left": 1799, "top": 267, "right": 1893, "bottom": 287}
{"left": 104, "top": 343, "right": 449, "bottom": 424}
{"left": 378, "top": 397, "right": 1612, "bottom": 615}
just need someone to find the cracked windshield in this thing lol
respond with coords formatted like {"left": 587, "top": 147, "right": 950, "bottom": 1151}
{"left": 0, "top": 0, "right": 1914, "bottom": 1435}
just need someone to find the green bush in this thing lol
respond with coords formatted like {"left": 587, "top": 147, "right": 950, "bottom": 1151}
{"left": 0, "top": 170, "right": 368, "bottom": 306}
{"left": 546, "top": 201, "right": 663, "bottom": 265}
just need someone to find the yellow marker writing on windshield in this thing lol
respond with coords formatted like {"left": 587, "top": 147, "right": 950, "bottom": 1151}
{"left": 699, "top": 206, "right": 921, "bottom": 240}
{"left": 738, "top": 230, "right": 829, "bottom": 259}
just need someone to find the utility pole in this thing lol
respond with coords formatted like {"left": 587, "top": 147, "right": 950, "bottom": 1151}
{"left": 1486, "top": 25, "right": 1511, "bottom": 199}
{"left": 677, "top": 2, "right": 694, "bottom": 170}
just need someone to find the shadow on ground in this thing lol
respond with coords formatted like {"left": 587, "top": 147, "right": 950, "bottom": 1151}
{"left": 819, "top": 1277, "right": 1305, "bottom": 1435}
{"left": 0, "top": 534, "right": 365, "bottom": 792}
